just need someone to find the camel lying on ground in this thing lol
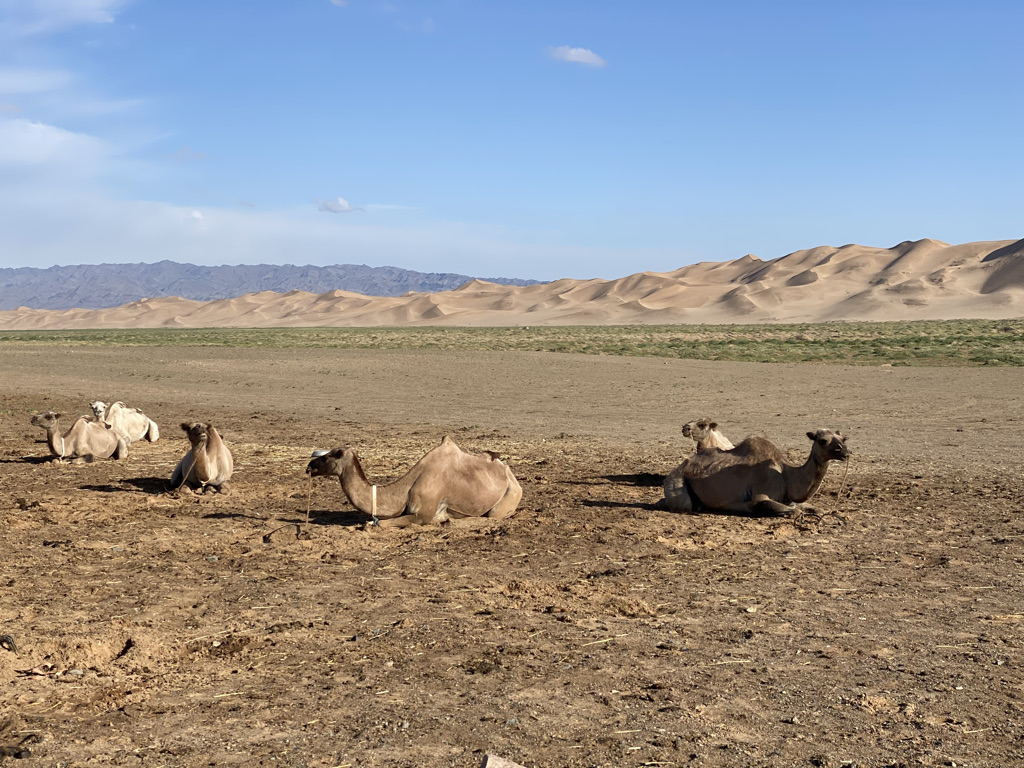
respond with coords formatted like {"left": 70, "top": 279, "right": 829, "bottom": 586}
{"left": 306, "top": 435, "right": 523, "bottom": 528}
{"left": 30, "top": 411, "right": 128, "bottom": 464}
{"left": 170, "top": 422, "right": 234, "bottom": 494}
{"left": 663, "top": 429, "right": 849, "bottom": 516}
{"left": 663, "top": 418, "right": 735, "bottom": 501}
{"left": 90, "top": 401, "right": 160, "bottom": 444}
{"left": 681, "top": 418, "right": 734, "bottom": 451}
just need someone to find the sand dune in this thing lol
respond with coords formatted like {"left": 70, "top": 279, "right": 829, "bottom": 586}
{"left": 1, "top": 238, "right": 1021, "bottom": 329}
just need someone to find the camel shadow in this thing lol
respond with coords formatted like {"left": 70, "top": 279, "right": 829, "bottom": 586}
{"left": 583, "top": 498, "right": 790, "bottom": 519}
{"left": 601, "top": 472, "right": 665, "bottom": 487}
{"left": 1, "top": 456, "right": 54, "bottom": 465}
{"left": 292, "top": 509, "right": 368, "bottom": 528}
{"left": 80, "top": 477, "right": 169, "bottom": 495}
{"left": 583, "top": 499, "right": 664, "bottom": 512}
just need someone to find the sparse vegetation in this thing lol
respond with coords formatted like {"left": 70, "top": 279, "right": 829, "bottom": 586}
{"left": 0, "top": 319, "right": 1022, "bottom": 366}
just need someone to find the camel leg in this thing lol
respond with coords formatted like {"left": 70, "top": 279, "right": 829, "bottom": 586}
{"left": 373, "top": 515, "right": 419, "bottom": 529}
{"left": 750, "top": 496, "right": 797, "bottom": 517}
{"left": 485, "top": 482, "right": 522, "bottom": 520}
{"left": 213, "top": 481, "right": 232, "bottom": 496}
{"left": 113, "top": 438, "right": 129, "bottom": 461}
{"left": 661, "top": 479, "right": 694, "bottom": 512}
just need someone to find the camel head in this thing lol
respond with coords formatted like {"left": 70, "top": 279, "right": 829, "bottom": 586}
{"left": 682, "top": 419, "right": 717, "bottom": 440}
{"left": 90, "top": 401, "right": 108, "bottom": 421}
{"left": 30, "top": 411, "right": 61, "bottom": 430}
{"left": 807, "top": 429, "right": 850, "bottom": 463}
{"left": 306, "top": 447, "right": 351, "bottom": 478}
{"left": 180, "top": 422, "right": 211, "bottom": 448}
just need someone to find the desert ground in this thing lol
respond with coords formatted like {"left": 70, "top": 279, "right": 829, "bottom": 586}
{"left": 1, "top": 345, "right": 1022, "bottom": 767}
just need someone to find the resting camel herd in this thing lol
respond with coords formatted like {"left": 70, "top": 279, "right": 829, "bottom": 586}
{"left": 28, "top": 400, "right": 850, "bottom": 523}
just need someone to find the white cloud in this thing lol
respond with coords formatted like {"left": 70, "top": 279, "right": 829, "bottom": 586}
{"left": 0, "top": 67, "right": 73, "bottom": 95}
{"left": 549, "top": 45, "right": 606, "bottom": 68}
{"left": 0, "top": 0, "right": 126, "bottom": 37}
{"left": 0, "top": 185, "right": 681, "bottom": 280}
{"left": 317, "top": 196, "right": 363, "bottom": 213}
{"left": 0, "top": 117, "right": 105, "bottom": 167}
{"left": 188, "top": 210, "right": 203, "bottom": 221}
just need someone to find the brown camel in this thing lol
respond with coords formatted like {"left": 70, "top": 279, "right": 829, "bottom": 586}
{"left": 663, "top": 429, "right": 849, "bottom": 516}
{"left": 90, "top": 401, "right": 160, "bottom": 444}
{"left": 681, "top": 418, "right": 734, "bottom": 451}
{"left": 30, "top": 411, "right": 128, "bottom": 464}
{"left": 170, "top": 422, "right": 234, "bottom": 494}
{"left": 306, "top": 435, "right": 523, "bottom": 528}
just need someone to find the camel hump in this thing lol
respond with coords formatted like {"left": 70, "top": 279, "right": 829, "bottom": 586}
{"left": 732, "top": 435, "right": 784, "bottom": 459}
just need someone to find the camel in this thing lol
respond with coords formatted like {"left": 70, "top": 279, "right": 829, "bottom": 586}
{"left": 663, "top": 418, "right": 735, "bottom": 502}
{"left": 681, "top": 418, "right": 734, "bottom": 451}
{"left": 663, "top": 429, "right": 849, "bottom": 516}
{"left": 170, "top": 422, "right": 234, "bottom": 494}
{"left": 90, "top": 401, "right": 160, "bottom": 444}
{"left": 30, "top": 411, "right": 128, "bottom": 464}
{"left": 306, "top": 435, "right": 523, "bottom": 528}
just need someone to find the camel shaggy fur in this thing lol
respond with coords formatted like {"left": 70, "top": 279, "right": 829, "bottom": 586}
{"left": 31, "top": 411, "right": 128, "bottom": 464}
{"left": 306, "top": 435, "right": 522, "bottom": 528}
{"left": 90, "top": 401, "right": 160, "bottom": 444}
{"left": 170, "top": 422, "right": 234, "bottom": 494}
{"left": 663, "top": 429, "right": 849, "bottom": 516}
{"left": 681, "top": 418, "right": 734, "bottom": 451}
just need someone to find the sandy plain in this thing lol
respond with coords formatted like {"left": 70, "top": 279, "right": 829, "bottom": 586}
{"left": 0, "top": 345, "right": 1022, "bottom": 767}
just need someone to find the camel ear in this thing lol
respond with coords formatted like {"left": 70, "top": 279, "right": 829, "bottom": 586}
{"left": 807, "top": 431, "right": 816, "bottom": 441}
{"left": 181, "top": 422, "right": 192, "bottom": 432}
{"left": 710, "top": 422, "right": 718, "bottom": 429}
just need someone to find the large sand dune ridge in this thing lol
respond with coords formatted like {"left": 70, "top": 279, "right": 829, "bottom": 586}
{"left": 2, "top": 238, "right": 1021, "bottom": 329}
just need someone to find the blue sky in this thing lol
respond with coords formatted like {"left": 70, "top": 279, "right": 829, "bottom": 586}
{"left": 0, "top": 0, "right": 1020, "bottom": 281}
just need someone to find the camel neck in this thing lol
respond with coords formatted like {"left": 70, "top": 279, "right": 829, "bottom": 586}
{"left": 45, "top": 424, "right": 66, "bottom": 458}
{"left": 339, "top": 456, "right": 409, "bottom": 519}
{"left": 786, "top": 450, "right": 831, "bottom": 504}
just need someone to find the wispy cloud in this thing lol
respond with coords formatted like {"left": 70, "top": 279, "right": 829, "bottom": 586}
{"left": 0, "top": 0, "right": 126, "bottom": 37}
{"left": 317, "top": 196, "right": 364, "bottom": 213}
{"left": 0, "top": 117, "right": 105, "bottom": 167}
{"left": 549, "top": 45, "right": 606, "bottom": 68}
{"left": 0, "top": 68, "right": 74, "bottom": 95}
{"left": 172, "top": 146, "right": 206, "bottom": 164}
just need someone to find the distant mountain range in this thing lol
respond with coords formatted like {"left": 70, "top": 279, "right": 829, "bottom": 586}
{"left": 0, "top": 261, "right": 539, "bottom": 310}
{"left": 1, "top": 239, "right": 1021, "bottom": 329}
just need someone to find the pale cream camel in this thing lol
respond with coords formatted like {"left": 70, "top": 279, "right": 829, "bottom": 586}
{"left": 170, "top": 422, "right": 234, "bottom": 494}
{"left": 30, "top": 411, "right": 128, "bottom": 464}
{"left": 306, "top": 435, "right": 522, "bottom": 528}
{"left": 681, "top": 418, "right": 734, "bottom": 451}
{"left": 663, "top": 429, "right": 849, "bottom": 516}
{"left": 663, "top": 418, "right": 735, "bottom": 503}
{"left": 90, "top": 401, "right": 160, "bottom": 444}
